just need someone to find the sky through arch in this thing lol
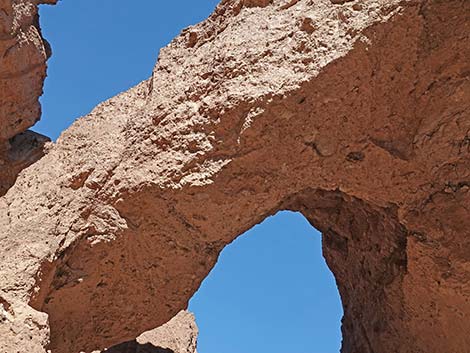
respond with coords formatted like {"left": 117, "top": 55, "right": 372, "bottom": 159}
{"left": 190, "top": 211, "right": 343, "bottom": 353}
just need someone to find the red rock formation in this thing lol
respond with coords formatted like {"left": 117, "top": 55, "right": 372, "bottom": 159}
{"left": 0, "top": 0, "right": 55, "bottom": 195}
{"left": 0, "top": 1, "right": 469, "bottom": 353}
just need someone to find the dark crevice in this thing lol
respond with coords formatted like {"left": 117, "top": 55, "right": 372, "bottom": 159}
{"left": 104, "top": 340, "right": 174, "bottom": 353}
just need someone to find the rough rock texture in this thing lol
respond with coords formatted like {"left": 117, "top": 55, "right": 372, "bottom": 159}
{"left": 0, "top": 0, "right": 469, "bottom": 353}
{"left": 0, "top": 0, "right": 55, "bottom": 195}
{"left": 96, "top": 311, "right": 198, "bottom": 353}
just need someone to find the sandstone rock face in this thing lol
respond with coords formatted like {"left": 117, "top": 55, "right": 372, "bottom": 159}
{"left": 0, "top": 0, "right": 55, "bottom": 195}
{"left": 0, "top": 1, "right": 469, "bottom": 353}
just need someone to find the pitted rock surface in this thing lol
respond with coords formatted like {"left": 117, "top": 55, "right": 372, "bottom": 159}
{"left": 0, "top": 1, "right": 469, "bottom": 353}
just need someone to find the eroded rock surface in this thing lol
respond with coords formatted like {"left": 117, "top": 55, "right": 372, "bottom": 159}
{"left": 0, "top": 0, "right": 469, "bottom": 353}
{"left": 0, "top": 0, "right": 55, "bottom": 195}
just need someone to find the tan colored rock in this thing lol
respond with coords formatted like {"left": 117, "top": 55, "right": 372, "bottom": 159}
{"left": 0, "top": 0, "right": 55, "bottom": 195}
{"left": 0, "top": 1, "right": 469, "bottom": 353}
{"left": 94, "top": 311, "right": 198, "bottom": 353}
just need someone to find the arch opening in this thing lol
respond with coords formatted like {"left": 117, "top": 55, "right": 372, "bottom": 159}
{"left": 29, "top": 186, "right": 409, "bottom": 353}
{"left": 189, "top": 211, "right": 344, "bottom": 353}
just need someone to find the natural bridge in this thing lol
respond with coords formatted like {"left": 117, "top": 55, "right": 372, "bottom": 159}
{"left": 0, "top": 1, "right": 469, "bottom": 352}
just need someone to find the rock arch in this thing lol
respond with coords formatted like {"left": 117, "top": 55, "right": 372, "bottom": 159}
{"left": 0, "top": 1, "right": 469, "bottom": 353}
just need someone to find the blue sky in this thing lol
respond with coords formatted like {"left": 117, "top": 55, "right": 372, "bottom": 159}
{"left": 37, "top": 2, "right": 343, "bottom": 352}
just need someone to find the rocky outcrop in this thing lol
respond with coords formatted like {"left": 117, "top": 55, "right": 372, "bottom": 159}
{"left": 0, "top": 1, "right": 469, "bottom": 353}
{"left": 0, "top": 0, "right": 55, "bottom": 195}
{"left": 97, "top": 311, "right": 198, "bottom": 353}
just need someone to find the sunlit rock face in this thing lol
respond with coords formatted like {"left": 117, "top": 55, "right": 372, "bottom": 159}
{"left": 0, "top": 0, "right": 56, "bottom": 195}
{"left": 0, "top": 1, "right": 469, "bottom": 353}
